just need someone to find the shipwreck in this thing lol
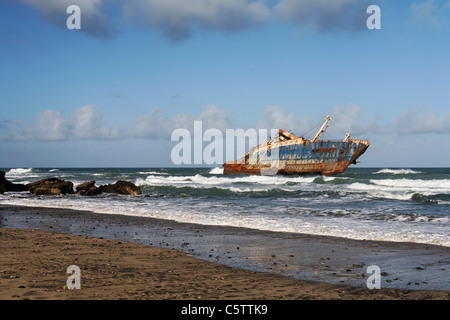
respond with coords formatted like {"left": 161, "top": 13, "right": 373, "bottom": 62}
{"left": 223, "top": 116, "right": 369, "bottom": 176}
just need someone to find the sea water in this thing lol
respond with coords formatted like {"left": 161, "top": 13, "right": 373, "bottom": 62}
{"left": 1, "top": 167, "right": 449, "bottom": 247}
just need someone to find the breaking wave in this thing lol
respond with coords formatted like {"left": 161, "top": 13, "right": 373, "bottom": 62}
{"left": 209, "top": 167, "right": 224, "bottom": 175}
{"left": 5, "top": 168, "right": 39, "bottom": 181}
{"left": 135, "top": 174, "right": 316, "bottom": 188}
{"left": 370, "top": 178, "right": 450, "bottom": 191}
{"left": 374, "top": 168, "right": 422, "bottom": 175}
{"left": 138, "top": 171, "right": 168, "bottom": 175}
{"left": 6, "top": 168, "right": 33, "bottom": 176}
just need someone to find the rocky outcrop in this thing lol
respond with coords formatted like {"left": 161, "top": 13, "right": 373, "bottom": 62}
{"left": 76, "top": 181, "right": 101, "bottom": 196}
{"left": 27, "top": 178, "right": 74, "bottom": 196}
{"left": 76, "top": 180, "right": 141, "bottom": 196}
{"left": 0, "top": 170, "right": 28, "bottom": 194}
{"left": 33, "top": 187, "right": 64, "bottom": 196}
{"left": 1, "top": 170, "right": 141, "bottom": 197}
{"left": 99, "top": 180, "right": 141, "bottom": 196}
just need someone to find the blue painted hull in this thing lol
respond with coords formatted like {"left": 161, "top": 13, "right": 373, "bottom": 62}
{"left": 223, "top": 139, "right": 370, "bottom": 176}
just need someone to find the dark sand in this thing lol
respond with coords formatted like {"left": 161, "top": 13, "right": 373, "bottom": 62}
{"left": 0, "top": 205, "right": 449, "bottom": 300}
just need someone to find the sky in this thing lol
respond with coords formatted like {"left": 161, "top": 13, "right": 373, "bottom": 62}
{"left": 1, "top": 0, "right": 450, "bottom": 168}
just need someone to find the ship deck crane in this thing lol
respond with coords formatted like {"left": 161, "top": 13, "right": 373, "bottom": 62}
{"left": 312, "top": 115, "right": 331, "bottom": 142}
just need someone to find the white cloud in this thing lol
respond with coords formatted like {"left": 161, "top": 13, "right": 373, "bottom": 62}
{"left": 330, "top": 104, "right": 382, "bottom": 136}
{"left": 274, "top": 0, "right": 372, "bottom": 33}
{"left": 74, "top": 105, "right": 128, "bottom": 140}
{"left": 2, "top": 104, "right": 449, "bottom": 142}
{"left": 257, "top": 105, "right": 312, "bottom": 135}
{"left": 134, "top": 104, "right": 233, "bottom": 139}
{"left": 409, "top": 0, "right": 450, "bottom": 28}
{"left": 330, "top": 105, "right": 450, "bottom": 135}
{"left": 394, "top": 109, "right": 450, "bottom": 134}
{"left": 123, "top": 0, "right": 375, "bottom": 41}
{"left": 257, "top": 104, "right": 380, "bottom": 139}
{"left": 1, "top": 105, "right": 127, "bottom": 141}
{"left": 16, "top": 0, "right": 387, "bottom": 41}
{"left": 196, "top": 104, "right": 234, "bottom": 132}
{"left": 5, "top": 109, "right": 70, "bottom": 141}
{"left": 331, "top": 104, "right": 362, "bottom": 133}
{"left": 122, "top": 0, "right": 270, "bottom": 41}
{"left": 410, "top": 0, "right": 439, "bottom": 27}
{"left": 34, "top": 109, "right": 71, "bottom": 140}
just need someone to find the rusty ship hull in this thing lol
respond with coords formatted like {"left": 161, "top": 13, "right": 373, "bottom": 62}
{"left": 223, "top": 116, "right": 370, "bottom": 176}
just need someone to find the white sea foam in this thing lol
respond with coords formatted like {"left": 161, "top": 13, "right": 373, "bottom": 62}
{"left": 138, "top": 171, "right": 168, "bottom": 175}
{"left": 209, "top": 167, "right": 224, "bottom": 174}
{"left": 370, "top": 178, "right": 450, "bottom": 191}
{"left": 347, "top": 179, "right": 450, "bottom": 195}
{"left": 224, "top": 186, "right": 294, "bottom": 193}
{"left": 6, "top": 168, "right": 33, "bottom": 176}
{"left": 228, "top": 187, "right": 255, "bottom": 193}
{"left": 0, "top": 195, "right": 448, "bottom": 247}
{"left": 5, "top": 168, "right": 40, "bottom": 182}
{"left": 371, "top": 191, "right": 416, "bottom": 201}
{"left": 340, "top": 179, "right": 450, "bottom": 203}
{"left": 135, "top": 174, "right": 316, "bottom": 188}
{"left": 374, "top": 168, "right": 422, "bottom": 175}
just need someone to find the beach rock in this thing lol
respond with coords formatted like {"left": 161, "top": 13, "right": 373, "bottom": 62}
{"left": 27, "top": 178, "right": 74, "bottom": 196}
{"left": 34, "top": 187, "right": 62, "bottom": 196}
{"left": 76, "top": 181, "right": 101, "bottom": 196}
{"left": 99, "top": 180, "right": 141, "bottom": 196}
{"left": 0, "top": 170, "right": 28, "bottom": 193}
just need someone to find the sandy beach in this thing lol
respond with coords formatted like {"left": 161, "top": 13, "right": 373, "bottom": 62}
{"left": 0, "top": 205, "right": 449, "bottom": 301}
{"left": 0, "top": 227, "right": 448, "bottom": 300}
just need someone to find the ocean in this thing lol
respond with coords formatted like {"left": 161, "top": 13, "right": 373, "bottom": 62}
{"left": 1, "top": 167, "right": 449, "bottom": 247}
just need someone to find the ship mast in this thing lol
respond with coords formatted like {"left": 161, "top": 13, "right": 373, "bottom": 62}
{"left": 343, "top": 133, "right": 350, "bottom": 142}
{"left": 312, "top": 116, "right": 331, "bottom": 142}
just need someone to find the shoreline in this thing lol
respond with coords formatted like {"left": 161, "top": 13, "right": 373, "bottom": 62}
{"left": 0, "top": 204, "right": 449, "bottom": 300}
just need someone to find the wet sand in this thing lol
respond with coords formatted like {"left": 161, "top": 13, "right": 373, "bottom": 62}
{"left": 0, "top": 205, "right": 449, "bottom": 300}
